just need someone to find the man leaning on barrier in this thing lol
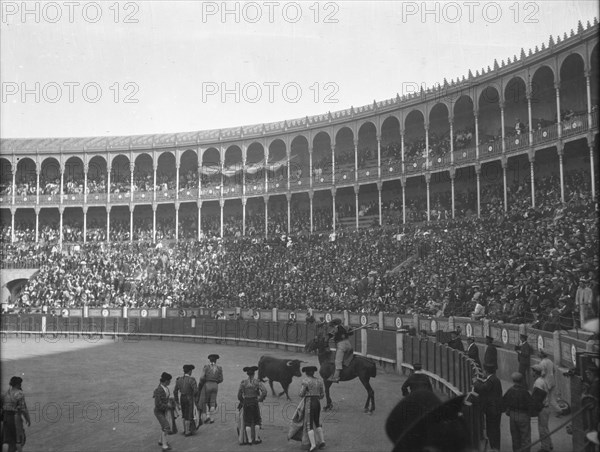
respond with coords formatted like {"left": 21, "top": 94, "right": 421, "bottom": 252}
{"left": 401, "top": 363, "right": 433, "bottom": 396}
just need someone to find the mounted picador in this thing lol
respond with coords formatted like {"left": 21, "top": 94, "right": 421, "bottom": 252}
{"left": 305, "top": 318, "right": 376, "bottom": 413}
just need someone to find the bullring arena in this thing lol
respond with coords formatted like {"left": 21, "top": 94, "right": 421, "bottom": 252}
{"left": 1, "top": 5, "right": 599, "bottom": 452}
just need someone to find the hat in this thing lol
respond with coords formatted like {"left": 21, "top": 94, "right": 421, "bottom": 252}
{"left": 413, "top": 363, "right": 422, "bottom": 371}
{"left": 183, "top": 364, "right": 195, "bottom": 373}
{"left": 243, "top": 366, "right": 259, "bottom": 374}
{"left": 160, "top": 372, "right": 172, "bottom": 382}
{"left": 484, "top": 364, "right": 496, "bottom": 373}
{"left": 386, "top": 390, "right": 466, "bottom": 452}
{"left": 539, "top": 349, "right": 548, "bottom": 357}
{"left": 511, "top": 372, "right": 523, "bottom": 383}
{"left": 520, "top": 334, "right": 528, "bottom": 339}
{"left": 302, "top": 366, "right": 318, "bottom": 373}
{"left": 531, "top": 364, "right": 544, "bottom": 374}
{"left": 9, "top": 376, "right": 23, "bottom": 388}
{"left": 485, "top": 335, "right": 494, "bottom": 341}
{"left": 208, "top": 354, "right": 220, "bottom": 361}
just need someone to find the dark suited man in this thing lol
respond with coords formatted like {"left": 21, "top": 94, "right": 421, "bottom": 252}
{"left": 483, "top": 335, "right": 498, "bottom": 373}
{"left": 447, "top": 330, "right": 465, "bottom": 352}
{"left": 473, "top": 364, "right": 503, "bottom": 452}
{"left": 401, "top": 363, "right": 433, "bottom": 396}
{"left": 515, "top": 333, "right": 532, "bottom": 386}
{"left": 466, "top": 336, "right": 481, "bottom": 369}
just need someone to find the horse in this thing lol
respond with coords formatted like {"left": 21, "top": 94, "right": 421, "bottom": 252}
{"left": 305, "top": 331, "right": 376, "bottom": 413}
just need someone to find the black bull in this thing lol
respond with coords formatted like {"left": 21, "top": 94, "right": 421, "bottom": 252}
{"left": 257, "top": 356, "right": 304, "bottom": 401}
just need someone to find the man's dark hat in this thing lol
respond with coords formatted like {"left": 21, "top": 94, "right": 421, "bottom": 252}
{"left": 386, "top": 390, "right": 465, "bottom": 452}
{"left": 302, "top": 366, "right": 318, "bottom": 373}
{"left": 485, "top": 335, "right": 494, "bottom": 341}
{"left": 183, "top": 364, "right": 195, "bottom": 373}
{"left": 243, "top": 366, "right": 259, "bottom": 373}
{"left": 520, "top": 333, "right": 528, "bottom": 339}
{"left": 208, "top": 354, "right": 220, "bottom": 361}
{"left": 161, "top": 372, "right": 173, "bottom": 382}
{"left": 484, "top": 364, "right": 496, "bottom": 373}
{"left": 9, "top": 376, "right": 23, "bottom": 388}
{"left": 413, "top": 363, "right": 422, "bottom": 371}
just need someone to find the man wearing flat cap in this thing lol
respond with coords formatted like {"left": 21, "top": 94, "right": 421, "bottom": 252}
{"left": 237, "top": 366, "right": 267, "bottom": 445}
{"left": 385, "top": 390, "right": 473, "bottom": 452}
{"left": 174, "top": 364, "right": 198, "bottom": 436}
{"left": 401, "top": 363, "right": 433, "bottom": 396}
{"left": 531, "top": 364, "right": 552, "bottom": 452}
{"left": 502, "top": 372, "right": 531, "bottom": 452}
{"left": 198, "top": 354, "right": 223, "bottom": 424}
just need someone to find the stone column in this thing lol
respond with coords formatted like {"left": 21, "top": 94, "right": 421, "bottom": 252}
{"left": 107, "top": 206, "right": 111, "bottom": 244}
{"left": 475, "top": 164, "right": 481, "bottom": 218}
{"left": 555, "top": 82, "right": 562, "bottom": 138}
{"left": 401, "top": 175, "right": 406, "bottom": 224}
{"left": 377, "top": 134, "right": 381, "bottom": 179}
{"left": 474, "top": 109, "right": 480, "bottom": 159}
{"left": 450, "top": 167, "right": 456, "bottom": 219}
{"left": 354, "top": 185, "right": 359, "bottom": 230}
{"left": 197, "top": 201, "right": 202, "bottom": 240}
{"left": 130, "top": 162, "right": 135, "bottom": 203}
{"left": 286, "top": 193, "right": 292, "bottom": 235}
{"left": 175, "top": 203, "right": 179, "bottom": 241}
{"left": 242, "top": 198, "right": 247, "bottom": 236}
{"left": 264, "top": 195, "right": 269, "bottom": 238}
{"left": 152, "top": 204, "right": 157, "bottom": 243}
{"left": 425, "top": 172, "right": 431, "bottom": 222}
{"left": 501, "top": 157, "right": 508, "bottom": 213}
{"left": 35, "top": 207, "right": 40, "bottom": 243}
{"left": 309, "top": 191, "right": 314, "bottom": 233}
{"left": 83, "top": 207, "right": 87, "bottom": 244}
{"left": 83, "top": 164, "right": 88, "bottom": 204}
{"left": 220, "top": 198, "right": 224, "bottom": 238}
{"left": 129, "top": 206, "right": 134, "bottom": 242}
{"left": 377, "top": 181, "right": 382, "bottom": 226}
{"left": 354, "top": 139, "right": 359, "bottom": 182}
{"left": 558, "top": 146, "right": 565, "bottom": 203}
{"left": 588, "top": 138, "right": 596, "bottom": 201}
{"left": 500, "top": 101, "right": 506, "bottom": 153}
{"left": 449, "top": 117, "right": 454, "bottom": 164}
{"left": 529, "top": 152, "right": 536, "bottom": 208}
{"left": 585, "top": 71, "right": 592, "bottom": 128}
{"left": 331, "top": 187, "right": 336, "bottom": 233}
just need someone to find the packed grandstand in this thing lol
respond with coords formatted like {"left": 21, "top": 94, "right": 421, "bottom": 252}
{"left": 1, "top": 20, "right": 598, "bottom": 332}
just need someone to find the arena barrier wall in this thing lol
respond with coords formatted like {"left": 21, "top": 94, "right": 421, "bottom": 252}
{"left": 2, "top": 309, "right": 596, "bottom": 399}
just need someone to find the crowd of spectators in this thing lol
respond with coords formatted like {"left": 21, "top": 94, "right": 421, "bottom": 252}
{"left": 2, "top": 163, "right": 597, "bottom": 332}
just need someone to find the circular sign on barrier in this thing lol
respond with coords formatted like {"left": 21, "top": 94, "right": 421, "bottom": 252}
{"left": 289, "top": 312, "right": 296, "bottom": 321}
{"left": 179, "top": 309, "right": 187, "bottom": 318}
{"left": 430, "top": 319, "right": 437, "bottom": 333}
{"left": 571, "top": 344, "right": 577, "bottom": 366}
{"left": 543, "top": 131, "right": 548, "bottom": 138}
{"left": 61, "top": 309, "right": 69, "bottom": 317}
{"left": 466, "top": 323, "right": 473, "bottom": 337}
{"left": 537, "top": 335, "right": 544, "bottom": 351}
{"left": 101, "top": 309, "right": 109, "bottom": 318}
{"left": 360, "top": 315, "right": 368, "bottom": 326}
{"left": 488, "top": 145, "right": 493, "bottom": 152}
{"left": 501, "top": 328, "right": 509, "bottom": 345}
{"left": 253, "top": 311, "right": 260, "bottom": 320}
{"left": 366, "top": 171, "right": 370, "bottom": 176}
{"left": 141, "top": 309, "right": 148, "bottom": 318}
{"left": 325, "top": 313, "right": 332, "bottom": 323}
{"left": 395, "top": 317, "right": 403, "bottom": 329}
